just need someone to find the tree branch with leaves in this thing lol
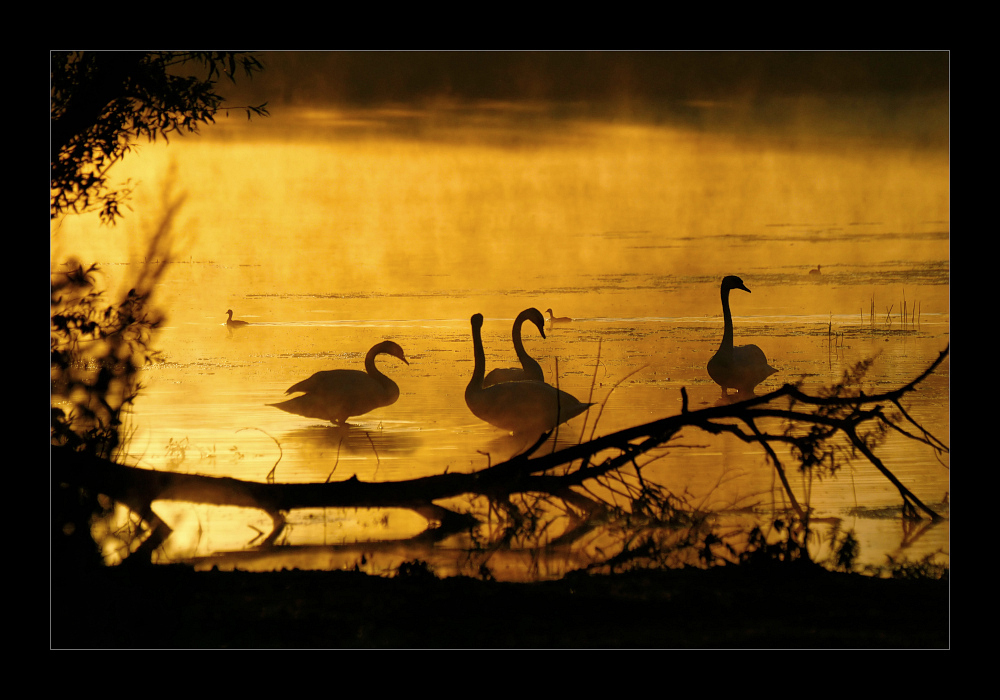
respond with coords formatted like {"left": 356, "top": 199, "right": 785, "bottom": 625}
{"left": 50, "top": 51, "right": 269, "bottom": 225}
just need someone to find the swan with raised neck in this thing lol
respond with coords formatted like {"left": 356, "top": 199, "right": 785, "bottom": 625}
{"left": 483, "top": 308, "right": 546, "bottom": 387}
{"left": 706, "top": 276, "right": 777, "bottom": 397}
{"left": 466, "top": 313, "right": 591, "bottom": 437}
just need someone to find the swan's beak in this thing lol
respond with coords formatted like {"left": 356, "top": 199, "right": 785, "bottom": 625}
{"left": 738, "top": 283, "right": 751, "bottom": 293}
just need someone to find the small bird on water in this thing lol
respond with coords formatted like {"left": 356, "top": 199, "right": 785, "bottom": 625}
{"left": 225, "top": 309, "right": 249, "bottom": 328}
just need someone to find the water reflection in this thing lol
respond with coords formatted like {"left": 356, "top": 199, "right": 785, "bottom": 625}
{"left": 282, "top": 424, "right": 422, "bottom": 460}
{"left": 52, "top": 100, "right": 949, "bottom": 578}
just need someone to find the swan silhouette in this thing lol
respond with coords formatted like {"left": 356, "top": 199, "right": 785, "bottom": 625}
{"left": 268, "top": 340, "right": 408, "bottom": 425}
{"left": 482, "top": 308, "right": 547, "bottom": 387}
{"left": 706, "top": 276, "right": 777, "bottom": 397}
{"left": 545, "top": 308, "right": 572, "bottom": 324}
{"left": 465, "top": 313, "right": 592, "bottom": 437}
{"left": 225, "top": 309, "right": 249, "bottom": 328}
{"left": 809, "top": 265, "right": 822, "bottom": 275}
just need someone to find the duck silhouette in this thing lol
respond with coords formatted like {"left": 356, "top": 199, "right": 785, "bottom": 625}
{"left": 706, "top": 276, "right": 777, "bottom": 398}
{"left": 483, "top": 308, "right": 547, "bottom": 387}
{"left": 809, "top": 265, "right": 822, "bottom": 275}
{"left": 545, "top": 308, "right": 573, "bottom": 324}
{"left": 465, "top": 313, "right": 591, "bottom": 437}
{"left": 225, "top": 309, "right": 249, "bottom": 328}
{"left": 268, "top": 341, "right": 408, "bottom": 425}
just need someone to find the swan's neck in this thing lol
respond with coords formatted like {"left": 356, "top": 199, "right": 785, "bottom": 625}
{"left": 467, "top": 324, "right": 486, "bottom": 395}
{"left": 512, "top": 319, "right": 529, "bottom": 361}
{"left": 719, "top": 287, "right": 735, "bottom": 352}
{"left": 365, "top": 351, "right": 389, "bottom": 382}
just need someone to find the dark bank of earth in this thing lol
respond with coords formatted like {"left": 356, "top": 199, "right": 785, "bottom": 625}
{"left": 51, "top": 564, "right": 949, "bottom": 648}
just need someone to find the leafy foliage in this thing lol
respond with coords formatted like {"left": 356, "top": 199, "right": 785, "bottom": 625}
{"left": 781, "top": 357, "right": 885, "bottom": 479}
{"left": 50, "top": 260, "right": 164, "bottom": 459}
{"left": 50, "top": 51, "right": 268, "bottom": 225}
{"left": 864, "top": 552, "right": 949, "bottom": 580}
{"left": 738, "top": 518, "right": 816, "bottom": 569}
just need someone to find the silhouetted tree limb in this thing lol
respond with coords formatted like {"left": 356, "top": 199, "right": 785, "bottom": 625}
{"left": 51, "top": 51, "right": 268, "bottom": 224}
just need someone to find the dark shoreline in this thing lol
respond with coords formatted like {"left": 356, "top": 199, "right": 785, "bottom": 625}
{"left": 51, "top": 564, "right": 948, "bottom": 649}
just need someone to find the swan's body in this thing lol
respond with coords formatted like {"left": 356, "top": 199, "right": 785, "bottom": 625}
{"left": 483, "top": 308, "right": 546, "bottom": 387}
{"left": 809, "top": 265, "right": 822, "bottom": 275}
{"left": 706, "top": 276, "right": 777, "bottom": 397}
{"left": 268, "top": 341, "right": 408, "bottom": 425}
{"left": 466, "top": 314, "right": 592, "bottom": 437}
{"left": 545, "top": 308, "right": 572, "bottom": 324}
{"left": 225, "top": 309, "right": 249, "bottom": 328}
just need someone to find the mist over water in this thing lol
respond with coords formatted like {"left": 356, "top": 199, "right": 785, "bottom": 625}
{"left": 51, "top": 55, "right": 949, "bottom": 578}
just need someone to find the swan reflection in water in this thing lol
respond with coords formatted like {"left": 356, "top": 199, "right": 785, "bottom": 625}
{"left": 465, "top": 313, "right": 592, "bottom": 440}
{"left": 268, "top": 341, "right": 408, "bottom": 426}
{"left": 545, "top": 308, "right": 573, "bottom": 325}
{"left": 225, "top": 309, "right": 249, "bottom": 330}
{"left": 706, "top": 276, "right": 777, "bottom": 401}
{"left": 280, "top": 424, "right": 422, "bottom": 457}
{"left": 482, "top": 307, "right": 546, "bottom": 387}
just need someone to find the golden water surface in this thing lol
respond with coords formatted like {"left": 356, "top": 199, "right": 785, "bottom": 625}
{"left": 51, "top": 101, "right": 949, "bottom": 579}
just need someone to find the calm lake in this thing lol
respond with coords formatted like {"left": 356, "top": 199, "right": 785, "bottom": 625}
{"left": 51, "top": 98, "right": 949, "bottom": 580}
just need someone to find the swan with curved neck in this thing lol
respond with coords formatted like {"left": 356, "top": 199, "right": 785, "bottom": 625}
{"left": 268, "top": 340, "right": 408, "bottom": 425}
{"left": 225, "top": 309, "right": 249, "bottom": 328}
{"left": 483, "top": 308, "right": 546, "bottom": 387}
{"left": 545, "top": 308, "right": 572, "bottom": 324}
{"left": 466, "top": 314, "right": 591, "bottom": 437}
{"left": 706, "top": 276, "right": 777, "bottom": 397}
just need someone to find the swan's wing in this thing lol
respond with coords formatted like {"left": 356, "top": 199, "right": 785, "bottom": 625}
{"left": 734, "top": 343, "right": 771, "bottom": 367}
{"left": 483, "top": 367, "right": 529, "bottom": 387}
{"left": 286, "top": 369, "right": 368, "bottom": 395}
{"left": 277, "top": 370, "right": 398, "bottom": 421}
{"left": 469, "top": 381, "right": 591, "bottom": 433}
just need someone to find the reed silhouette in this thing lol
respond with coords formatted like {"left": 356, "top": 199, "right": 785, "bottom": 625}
{"left": 483, "top": 308, "right": 547, "bottom": 387}
{"left": 269, "top": 341, "right": 408, "bottom": 425}
{"left": 707, "top": 275, "right": 777, "bottom": 398}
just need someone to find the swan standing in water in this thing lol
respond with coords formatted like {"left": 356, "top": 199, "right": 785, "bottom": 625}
{"left": 707, "top": 276, "right": 777, "bottom": 397}
{"left": 482, "top": 308, "right": 547, "bottom": 387}
{"left": 466, "top": 314, "right": 592, "bottom": 437}
{"left": 545, "top": 308, "right": 572, "bottom": 324}
{"left": 268, "top": 341, "right": 408, "bottom": 425}
{"left": 225, "top": 309, "right": 249, "bottom": 328}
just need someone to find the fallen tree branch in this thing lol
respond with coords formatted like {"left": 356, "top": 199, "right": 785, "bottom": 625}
{"left": 53, "top": 345, "right": 949, "bottom": 561}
